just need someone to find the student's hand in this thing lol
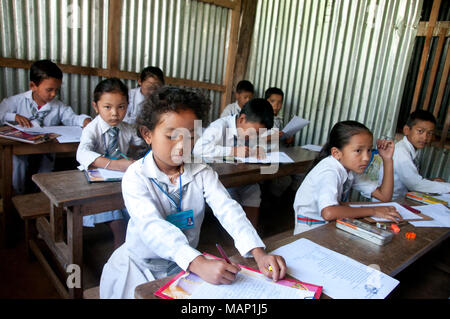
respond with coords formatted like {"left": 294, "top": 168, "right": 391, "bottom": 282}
{"left": 82, "top": 118, "right": 92, "bottom": 128}
{"left": 432, "top": 177, "right": 445, "bottom": 182}
{"left": 188, "top": 255, "right": 241, "bottom": 285}
{"left": 114, "top": 158, "right": 135, "bottom": 172}
{"left": 372, "top": 206, "right": 402, "bottom": 223}
{"left": 284, "top": 136, "right": 295, "bottom": 146}
{"left": 377, "top": 139, "right": 394, "bottom": 160}
{"left": 233, "top": 146, "right": 250, "bottom": 158}
{"left": 251, "top": 248, "right": 286, "bottom": 282}
{"left": 250, "top": 146, "right": 266, "bottom": 159}
{"left": 15, "top": 114, "right": 33, "bottom": 128}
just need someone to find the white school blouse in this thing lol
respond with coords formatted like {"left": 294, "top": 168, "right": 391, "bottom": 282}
{"left": 121, "top": 153, "right": 263, "bottom": 268}
{"left": 76, "top": 115, "right": 143, "bottom": 170}
{"left": 193, "top": 115, "right": 239, "bottom": 158}
{"left": 386, "top": 136, "right": 450, "bottom": 199}
{"left": 293, "top": 156, "right": 378, "bottom": 235}
{"left": 123, "top": 87, "right": 145, "bottom": 124}
{"left": 220, "top": 101, "right": 241, "bottom": 118}
{"left": 0, "top": 90, "right": 90, "bottom": 126}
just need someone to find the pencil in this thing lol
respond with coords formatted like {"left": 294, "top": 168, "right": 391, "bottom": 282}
{"left": 216, "top": 243, "right": 231, "bottom": 264}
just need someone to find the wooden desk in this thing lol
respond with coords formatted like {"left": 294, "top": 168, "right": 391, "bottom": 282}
{"left": 30, "top": 147, "right": 316, "bottom": 299}
{"left": 135, "top": 221, "right": 449, "bottom": 299}
{"left": 0, "top": 138, "right": 78, "bottom": 246}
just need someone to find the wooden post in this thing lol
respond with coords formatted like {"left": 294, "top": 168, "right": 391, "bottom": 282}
{"left": 232, "top": 0, "right": 258, "bottom": 90}
{"left": 410, "top": 0, "right": 441, "bottom": 112}
{"left": 433, "top": 41, "right": 450, "bottom": 118}
{"left": 107, "top": 0, "right": 123, "bottom": 76}
{"left": 440, "top": 106, "right": 450, "bottom": 147}
{"left": 220, "top": 0, "right": 242, "bottom": 113}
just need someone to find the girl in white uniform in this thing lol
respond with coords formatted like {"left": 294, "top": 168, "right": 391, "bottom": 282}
{"left": 123, "top": 66, "right": 164, "bottom": 124}
{"left": 100, "top": 87, "right": 286, "bottom": 299}
{"left": 293, "top": 120, "right": 402, "bottom": 235}
{"left": 76, "top": 78, "right": 143, "bottom": 248}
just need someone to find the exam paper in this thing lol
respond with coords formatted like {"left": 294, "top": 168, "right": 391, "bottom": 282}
{"left": 97, "top": 168, "right": 125, "bottom": 179}
{"left": 350, "top": 202, "right": 423, "bottom": 221}
{"left": 408, "top": 204, "right": 450, "bottom": 227}
{"left": 282, "top": 116, "right": 309, "bottom": 136}
{"left": 235, "top": 151, "right": 294, "bottom": 163}
{"left": 301, "top": 144, "right": 322, "bottom": 152}
{"left": 271, "top": 238, "right": 399, "bottom": 299}
{"left": 189, "top": 271, "right": 315, "bottom": 299}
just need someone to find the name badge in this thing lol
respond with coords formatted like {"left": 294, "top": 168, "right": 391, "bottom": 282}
{"left": 166, "top": 209, "right": 194, "bottom": 229}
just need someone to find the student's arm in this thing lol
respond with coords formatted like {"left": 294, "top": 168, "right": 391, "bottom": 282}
{"left": 90, "top": 156, "right": 134, "bottom": 172}
{"left": 193, "top": 124, "right": 233, "bottom": 158}
{"left": 321, "top": 205, "right": 401, "bottom": 223}
{"left": 58, "top": 103, "right": 91, "bottom": 127}
{"left": 370, "top": 139, "right": 394, "bottom": 202}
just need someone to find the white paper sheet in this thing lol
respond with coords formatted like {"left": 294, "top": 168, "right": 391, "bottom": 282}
{"left": 189, "top": 270, "right": 315, "bottom": 299}
{"left": 350, "top": 202, "right": 423, "bottom": 221}
{"left": 97, "top": 168, "right": 125, "bottom": 179}
{"left": 282, "top": 116, "right": 309, "bottom": 136}
{"left": 408, "top": 204, "right": 450, "bottom": 227}
{"left": 7, "top": 122, "right": 82, "bottom": 143}
{"left": 301, "top": 144, "right": 322, "bottom": 152}
{"left": 271, "top": 238, "right": 399, "bottom": 299}
{"left": 235, "top": 151, "right": 294, "bottom": 163}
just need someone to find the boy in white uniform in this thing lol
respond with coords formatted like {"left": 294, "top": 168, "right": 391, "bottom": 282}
{"left": 123, "top": 66, "right": 164, "bottom": 124}
{"left": 193, "top": 98, "right": 273, "bottom": 228}
{"left": 220, "top": 80, "right": 254, "bottom": 118}
{"left": 0, "top": 59, "right": 91, "bottom": 194}
{"left": 100, "top": 87, "right": 286, "bottom": 299}
{"left": 382, "top": 110, "right": 450, "bottom": 199}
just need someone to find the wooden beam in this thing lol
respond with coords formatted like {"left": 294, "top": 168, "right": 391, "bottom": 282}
{"left": 232, "top": 0, "right": 258, "bottom": 92}
{"left": 440, "top": 104, "right": 450, "bottom": 147}
{"left": 198, "top": 0, "right": 237, "bottom": 10}
{"left": 417, "top": 21, "right": 450, "bottom": 37}
{"left": 411, "top": 0, "right": 441, "bottom": 112}
{"left": 107, "top": 0, "right": 123, "bottom": 74}
{"left": 422, "top": 26, "right": 447, "bottom": 110}
{"left": 221, "top": 0, "right": 242, "bottom": 113}
{"left": 433, "top": 43, "right": 450, "bottom": 118}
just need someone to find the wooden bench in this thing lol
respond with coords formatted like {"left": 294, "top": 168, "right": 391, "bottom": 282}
{"left": 12, "top": 192, "right": 50, "bottom": 258}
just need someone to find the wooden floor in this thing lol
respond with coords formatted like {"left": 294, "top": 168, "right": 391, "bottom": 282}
{"left": 0, "top": 182, "right": 449, "bottom": 299}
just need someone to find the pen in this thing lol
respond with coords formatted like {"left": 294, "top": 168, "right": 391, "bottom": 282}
{"left": 114, "top": 148, "right": 130, "bottom": 160}
{"left": 216, "top": 243, "right": 231, "bottom": 264}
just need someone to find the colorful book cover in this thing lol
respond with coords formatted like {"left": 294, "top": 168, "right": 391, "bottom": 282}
{"left": 0, "top": 125, "right": 58, "bottom": 144}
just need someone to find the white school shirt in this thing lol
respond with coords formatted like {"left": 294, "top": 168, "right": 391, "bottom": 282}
{"left": 121, "top": 152, "right": 265, "bottom": 271}
{"left": 0, "top": 90, "right": 90, "bottom": 126}
{"left": 293, "top": 156, "right": 378, "bottom": 234}
{"left": 123, "top": 87, "right": 145, "bottom": 124}
{"left": 193, "top": 115, "right": 239, "bottom": 158}
{"left": 220, "top": 101, "right": 241, "bottom": 118}
{"left": 385, "top": 136, "right": 450, "bottom": 199}
{"left": 76, "top": 115, "right": 143, "bottom": 170}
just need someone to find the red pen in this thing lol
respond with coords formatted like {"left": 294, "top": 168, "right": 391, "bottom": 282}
{"left": 401, "top": 204, "right": 421, "bottom": 214}
{"left": 216, "top": 243, "right": 231, "bottom": 264}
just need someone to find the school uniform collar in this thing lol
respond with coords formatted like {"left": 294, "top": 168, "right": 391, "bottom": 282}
{"left": 140, "top": 150, "right": 207, "bottom": 186}
{"left": 226, "top": 114, "right": 239, "bottom": 137}
{"left": 24, "top": 90, "right": 52, "bottom": 111}
{"left": 326, "top": 155, "right": 354, "bottom": 184}
{"left": 96, "top": 115, "right": 124, "bottom": 135}
{"left": 401, "top": 136, "right": 418, "bottom": 160}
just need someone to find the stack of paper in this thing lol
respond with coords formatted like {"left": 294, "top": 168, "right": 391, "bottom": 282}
{"left": 408, "top": 204, "right": 450, "bottom": 228}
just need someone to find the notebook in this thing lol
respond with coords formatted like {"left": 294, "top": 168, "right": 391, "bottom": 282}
{"left": 84, "top": 168, "right": 124, "bottom": 183}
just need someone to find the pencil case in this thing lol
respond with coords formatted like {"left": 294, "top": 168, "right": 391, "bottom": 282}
{"left": 336, "top": 218, "right": 393, "bottom": 246}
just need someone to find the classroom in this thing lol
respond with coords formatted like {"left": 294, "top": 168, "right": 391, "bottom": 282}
{"left": 0, "top": 0, "right": 449, "bottom": 303}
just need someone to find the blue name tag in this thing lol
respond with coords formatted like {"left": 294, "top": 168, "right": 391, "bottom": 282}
{"left": 166, "top": 209, "right": 194, "bottom": 229}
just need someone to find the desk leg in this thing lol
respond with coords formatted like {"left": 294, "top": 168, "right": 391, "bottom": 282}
{"left": 67, "top": 205, "right": 83, "bottom": 299}
{"left": 0, "top": 145, "right": 13, "bottom": 247}
{"left": 50, "top": 205, "right": 64, "bottom": 242}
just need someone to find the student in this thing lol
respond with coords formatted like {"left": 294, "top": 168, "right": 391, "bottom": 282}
{"left": 99, "top": 87, "right": 286, "bottom": 299}
{"left": 293, "top": 120, "right": 401, "bottom": 235}
{"left": 387, "top": 110, "right": 450, "bottom": 199}
{"left": 265, "top": 87, "right": 294, "bottom": 145}
{"left": 220, "top": 80, "right": 254, "bottom": 118}
{"left": 193, "top": 98, "right": 274, "bottom": 227}
{"left": 76, "top": 78, "right": 144, "bottom": 249}
{"left": 123, "top": 66, "right": 164, "bottom": 124}
{"left": 0, "top": 59, "right": 92, "bottom": 194}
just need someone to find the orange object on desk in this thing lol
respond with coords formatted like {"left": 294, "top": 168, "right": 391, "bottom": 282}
{"left": 391, "top": 224, "right": 400, "bottom": 233}
{"left": 405, "top": 232, "right": 416, "bottom": 240}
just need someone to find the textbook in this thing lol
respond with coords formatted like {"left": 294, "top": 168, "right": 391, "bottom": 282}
{"left": 0, "top": 125, "right": 59, "bottom": 144}
{"left": 406, "top": 191, "right": 448, "bottom": 205}
{"left": 154, "top": 253, "right": 322, "bottom": 299}
{"left": 84, "top": 168, "right": 124, "bottom": 183}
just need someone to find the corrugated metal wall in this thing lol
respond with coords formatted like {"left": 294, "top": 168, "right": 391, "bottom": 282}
{"left": 246, "top": 0, "right": 422, "bottom": 146}
{"left": 0, "top": 0, "right": 231, "bottom": 121}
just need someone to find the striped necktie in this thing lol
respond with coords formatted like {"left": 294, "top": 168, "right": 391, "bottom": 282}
{"left": 151, "top": 179, "right": 183, "bottom": 214}
{"left": 106, "top": 127, "right": 120, "bottom": 158}
{"left": 30, "top": 109, "right": 50, "bottom": 126}
{"left": 341, "top": 178, "right": 351, "bottom": 202}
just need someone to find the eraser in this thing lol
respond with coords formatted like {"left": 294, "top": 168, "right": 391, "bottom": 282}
{"left": 405, "top": 232, "right": 416, "bottom": 239}
{"left": 391, "top": 224, "right": 400, "bottom": 233}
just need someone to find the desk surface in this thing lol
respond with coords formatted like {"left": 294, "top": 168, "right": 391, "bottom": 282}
{"left": 135, "top": 220, "right": 449, "bottom": 299}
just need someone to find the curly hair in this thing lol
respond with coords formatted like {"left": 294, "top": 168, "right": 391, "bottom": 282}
{"left": 136, "top": 86, "right": 211, "bottom": 137}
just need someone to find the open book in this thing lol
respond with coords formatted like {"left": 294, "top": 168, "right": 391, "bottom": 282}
{"left": 84, "top": 168, "right": 124, "bottom": 183}
{"left": 0, "top": 125, "right": 59, "bottom": 144}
